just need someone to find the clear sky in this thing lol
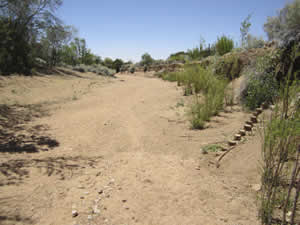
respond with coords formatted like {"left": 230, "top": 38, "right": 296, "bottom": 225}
{"left": 58, "top": 0, "right": 287, "bottom": 62}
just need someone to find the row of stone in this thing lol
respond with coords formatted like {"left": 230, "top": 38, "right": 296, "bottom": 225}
{"left": 228, "top": 107, "right": 263, "bottom": 147}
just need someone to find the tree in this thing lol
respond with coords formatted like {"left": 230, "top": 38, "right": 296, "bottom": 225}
{"left": 264, "top": 0, "right": 300, "bottom": 44}
{"left": 0, "top": 0, "right": 64, "bottom": 74}
{"left": 140, "top": 53, "right": 154, "bottom": 67}
{"left": 39, "top": 25, "right": 75, "bottom": 67}
{"left": 215, "top": 35, "right": 234, "bottom": 56}
{"left": 60, "top": 44, "right": 78, "bottom": 65}
{"left": 103, "top": 57, "right": 114, "bottom": 69}
{"left": 240, "top": 14, "right": 252, "bottom": 48}
{"left": 112, "top": 58, "right": 124, "bottom": 73}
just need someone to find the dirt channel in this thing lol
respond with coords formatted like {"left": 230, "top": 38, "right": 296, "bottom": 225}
{"left": 0, "top": 71, "right": 261, "bottom": 225}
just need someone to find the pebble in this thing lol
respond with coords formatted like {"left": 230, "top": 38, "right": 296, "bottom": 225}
{"left": 93, "top": 206, "right": 101, "bottom": 214}
{"left": 228, "top": 140, "right": 237, "bottom": 146}
{"left": 122, "top": 199, "right": 127, "bottom": 203}
{"left": 239, "top": 129, "right": 246, "bottom": 136}
{"left": 109, "top": 179, "right": 115, "bottom": 185}
{"left": 234, "top": 134, "right": 241, "bottom": 141}
{"left": 252, "top": 184, "right": 262, "bottom": 192}
{"left": 72, "top": 210, "right": 79, "bottom": 217}
{"left": 87, "top": 215, "right": 93, "bottom": 220}
{"left": 98, "top": 189, "right": 104, "bottom": 194}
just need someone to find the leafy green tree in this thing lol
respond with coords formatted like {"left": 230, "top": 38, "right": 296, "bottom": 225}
{"left": 112, "top": 58, "right": 124, "bottom": 73}
{"left": 240, "top": 14, "right": 252, "bottom": 48}
{"left": 39, "top": 25, "right": 74, "bottom": 67}
{"left": 215, "top": 35, "right": 234, "bottom": 56}
{"left": 140, "top": 53, "right": 154, "bottom": 67}
{"left": 0, "top": 0, "right": 64, "bottom": 74}
{"left": 103, "top": 57, "right": 114, "bottom": 69}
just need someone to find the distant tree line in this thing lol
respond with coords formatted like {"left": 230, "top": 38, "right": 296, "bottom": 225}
{"left": 0, "top": 0, "right": 126, "bottom": 75}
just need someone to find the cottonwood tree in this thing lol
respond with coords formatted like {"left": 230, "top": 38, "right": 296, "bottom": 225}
{"left": 0, "top": 0, "right": 64, "bottom": 74}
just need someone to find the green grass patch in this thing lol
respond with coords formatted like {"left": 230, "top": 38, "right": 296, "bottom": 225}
{"left": 159, "top": 64, "right": 230, "bottom": 129}
{"left": 202, "top": 144, "right": 223, "bottom": 153}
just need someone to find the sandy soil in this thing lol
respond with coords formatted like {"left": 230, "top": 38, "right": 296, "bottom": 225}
{"left": 0, "top": 71, "right": 261, "bottom": 225}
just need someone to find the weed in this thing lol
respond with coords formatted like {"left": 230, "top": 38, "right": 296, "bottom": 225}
{"left": 202, "top": 144, "right": 222, "bottom": 153}
{"left": 259, "top": 45, "right": 300, "bottom": 225}
{"left": 176, "top": 100, "right": 184, "bottom": 108}
{"left": 160, "top": 64, "right": 229, "bottom": 129}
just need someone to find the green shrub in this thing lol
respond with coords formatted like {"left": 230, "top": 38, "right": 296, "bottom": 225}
{"left": 161, "top": 72, "right": 178, "bottom": 82}
{"left": 71, "top": 64, "right": 115, "bottom": 76}
{"left": 129, "top": 66, "right": 135, "bottom": 74}
{"left": 202, "top": 144, "right": 222, "bottom": 153}
{"left": 241, "top": 55, "right": 280, "bottom": 110}
{"left": 246, "top": 34, "right": 265, "bottom": 49}
{"left": 215, "top": 54, "right": 243, "bottom": 80}
{"left": 73, "top": 64, "right": 87, "bottom": 73}
{"left": 140, "top": 53, "right": 154, "bottom": 67}
{"left": 159, "top": 65, "right": 229, "bottom": 129}
{"left": 259, "top": 80, "right": 300, "bottom": 225}
{"left": 216, "top": 35, "right": 234, "bottom": 56}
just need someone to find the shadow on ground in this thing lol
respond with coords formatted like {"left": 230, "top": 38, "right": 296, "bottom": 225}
{"left": 0, "top": 214, "right": 33, "bottom": 225}
{"left": 0, "top": 104, "right": 59, "bottom": 153}
{"left": 0, "top": 156, "right": 103, "bottom": 186}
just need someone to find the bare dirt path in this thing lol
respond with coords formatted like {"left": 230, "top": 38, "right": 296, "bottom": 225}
{"left": 0, "top": 72, "right": 261, "bottom": 225}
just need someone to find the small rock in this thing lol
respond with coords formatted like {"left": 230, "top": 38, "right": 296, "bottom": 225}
{"left": 220, "top": 146, "right": 228, "bottom": 151}
{"left": 72, "top": 210, "right": 79, "bottom": 217}
{"left": 84, "top": 191, "right": 89, "bottom": 195}
{"left": 122, "top": 199, "right": 127, "bottom": 203}
{"left": 124, "top": 206, "right": 130, "bottom": 210}
{"left": 252, "top": 184, "right": 261, "bottom": 192}
{"left": 228, "top": 140, "right": 237, "bottom": 146}
{"left": 109, "top": 179, "right": 115, "bottom": 185}
{"left": 234, "top": 134, "right": 241, "bottom": 141}
{"left": 98, "top": 189, "right": 103, "bottom": 194}
{"left": 245, "top": 121, "right": 253, "bottom": 126}
{"left": 250, "top": 116, "right": 258, "bottom": 123}
{"left": 244, "top": 124, "right": 252, "bottom": 131}
{"left": 256, "top": 107, "right": 263, "bottom": 114}
{"left": 93, "top": 206, "right": 101, "bottom": 214}
{"left": 87, "top": 215, "right": 92, "bottom": 220}
{"left": 80, "top": 196, "right": 84, "bottom": 199}
{"left": 239, "top": 130, "right": 246, "bottom": 136}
